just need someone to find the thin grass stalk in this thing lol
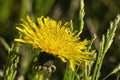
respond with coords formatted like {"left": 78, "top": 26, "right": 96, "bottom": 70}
{"left": 91, "top": 15, "right": 120, "bottom": 80}
{"left": 76, "top": 0, "right": 85, "bottom": 37}
{"left": 95, "top": 15, "right": 120, "bottom": 80}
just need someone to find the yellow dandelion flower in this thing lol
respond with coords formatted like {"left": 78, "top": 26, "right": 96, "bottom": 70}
{"left": 15, "top": 16, "right": 93, "bottom": 71}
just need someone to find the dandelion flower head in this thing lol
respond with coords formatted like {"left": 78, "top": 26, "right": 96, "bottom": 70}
{"left": 15, "top": 16, "right": 93, "bottom": 71}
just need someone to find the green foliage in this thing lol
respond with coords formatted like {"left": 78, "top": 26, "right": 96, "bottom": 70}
{"left": 0, "top": 0, "right": 15, "bottom": 34}
{"left": 0, "top": 0, "right": 15, "bottom": 23}
{"left": 91, "top": 15, "right": 120, "bottom": 80}
{"left": 103, "top": 63, "right": 120, "bottom": 80}
{"left": 3, "top": 43, "right": 20, "bottom": 80}
{"left": 0, "top": 0, "right": 120, "bottom": 80}
{"left": 34, "top": 0, "right": 55, "bottom": 17}
{"left": 63, "top": 63, "right": 76, "bottom": 80}
{"left": 77, "top": 0, "right": 85, "bottom": 36}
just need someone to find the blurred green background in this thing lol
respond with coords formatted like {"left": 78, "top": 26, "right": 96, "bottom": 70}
{"left": 0, "top": 0, "right": 120, "bottom": 80}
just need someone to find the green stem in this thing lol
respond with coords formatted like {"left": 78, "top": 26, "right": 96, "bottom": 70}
{"left": 116, "top": 74, "right": 120, "bottom": 80}
{"left": 103, "top": 73, "right": 112, "bottom": 80}
{"left": 76, "top": 0, "right": 85, "bottom": 37}
{"left": 4, "top": 43, "right": 20, "bottom": 80}
{"left": 91, "top": 36, "right": 105, "bottom": 80}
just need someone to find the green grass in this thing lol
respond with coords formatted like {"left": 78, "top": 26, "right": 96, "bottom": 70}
{"left": 0, "top": 0, "right": 120, "bottom": 80}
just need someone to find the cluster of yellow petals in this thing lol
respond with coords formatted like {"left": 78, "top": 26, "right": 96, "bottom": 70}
{"left": 15, "top": 16, "right": 93, "bottom": 71}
